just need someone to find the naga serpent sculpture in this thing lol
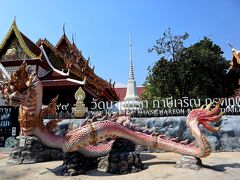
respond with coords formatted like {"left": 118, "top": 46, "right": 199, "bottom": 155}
{"left": 0, "top": 62, "right": 223, "bottom": 158}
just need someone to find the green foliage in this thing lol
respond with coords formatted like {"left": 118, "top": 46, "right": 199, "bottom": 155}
{"left": 179, "top": 37, "right": 229, "bottom": 98}
{"left": 144, "top": 30, "right": 232, "bottom": 100}
{"left": 148, "top": 28, "right": 189, "bottom": 61}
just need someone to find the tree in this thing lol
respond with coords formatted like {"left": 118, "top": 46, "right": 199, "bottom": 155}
{"left": 179, "top": 37, "right": 229, "bottom": 98}
{"left": 144, "top": 31, "right": 231, "bottom": 100}
{"left": 148, "top": 28, "right": 189, "bottom": 61}
{"left": 143, "top": 58, "right": 177, "bottom": 99}
{"left": 143, "top": 28, "right": 190, "bottom": 99}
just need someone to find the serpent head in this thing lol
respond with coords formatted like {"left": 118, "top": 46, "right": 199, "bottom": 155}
{"left": 186, "top": 99, "right": 223, "bottom": 132}
{"left": 0, "top": 61, "right": 35, "bottom": 106}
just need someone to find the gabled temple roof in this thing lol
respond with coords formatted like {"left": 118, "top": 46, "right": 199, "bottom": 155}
{"left": 40, "top": 35, "right": 118, "bottom": 100}
{"left": 231, "top": 48, "right": 240, "bottom": 70}
{"left": 230, "top": 47, "right": 240, "bottom": 98}
{"left": 37, "top": 38, "right": 66, "bottom": 70}
{"left": 55, "top": 34, "right": 82, "bottom": 55}
{"left": 0, "top": 20, "right": 42, "bottom": 59}
{"left": 0, "top": 20, "right": 119, "bottom": 101}
{"left": 55, "top": 34, "right": 90, "bottom": 69}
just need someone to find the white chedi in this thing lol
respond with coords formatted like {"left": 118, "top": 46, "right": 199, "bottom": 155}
{"left": 122, "top": 35, "right": 141, "bottom": 110}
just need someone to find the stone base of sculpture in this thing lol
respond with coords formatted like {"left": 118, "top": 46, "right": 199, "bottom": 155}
{"left": 7, "top": 136, "right": 63, "bottom": 164}
{"left": 62, "top": 152, "right": 98, "bottom": 176}
{"left": 61, "top": 138, "right": 146, "bottom": 176}
{"left": 175, "top": 156, "right": 202, "bottom": 170}
{"left": 98, "top": 138, "right": 146, "bottom": 174}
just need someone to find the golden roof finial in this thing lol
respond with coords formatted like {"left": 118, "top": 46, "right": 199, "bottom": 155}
{"left": 63, "top": 23, "right": 66, "bottom": 36}
{"left": 72, "top": 33, "right": 75, "bottom": 45}
{"left": 227, "top": 42, "right": 233, "bottom": 49}
{"left": 12, "top": 16, "right": 17, "bottom": 27}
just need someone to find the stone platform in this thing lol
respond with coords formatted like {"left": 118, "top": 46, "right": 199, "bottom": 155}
{"left": 7, "top": 136, "right": 63, "bottom": 164}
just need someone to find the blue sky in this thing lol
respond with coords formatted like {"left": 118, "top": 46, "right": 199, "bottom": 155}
{"left": 0, "top": 0, "right": 239, "bottom": 87}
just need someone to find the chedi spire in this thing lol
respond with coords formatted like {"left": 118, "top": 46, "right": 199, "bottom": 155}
{"left": 124, "top": 34, "right": 139, "bottom": 101}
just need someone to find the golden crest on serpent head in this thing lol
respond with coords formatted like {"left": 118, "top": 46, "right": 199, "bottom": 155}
{"left": 72, "top": 86, "right": 88, "bottom": 118}
{"left": 9, "top": 61, "right": 31, "bottom": 92}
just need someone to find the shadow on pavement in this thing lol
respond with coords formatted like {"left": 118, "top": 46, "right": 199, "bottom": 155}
{"left": 140, "top": 153, "right": 157, "bottom": 161}
{"left": 47, "top": 165, "right": 63, "bottom": 176}
{"left": 203, "top": 163, "right": 240, "bottom": 172}
{"left": 47, "top": 165, "right": 121, "bottom": 177}
{"left": 144, "top": 161, "right": 175, "bottom": 166}
{"left": 47, "top": 157, "right": 240, "bottom": 176}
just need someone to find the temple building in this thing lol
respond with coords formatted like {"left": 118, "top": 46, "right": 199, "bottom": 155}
{"left": 114, "top": 86, "right": 145, "bottom": 101}
{"left": 230, "top": 47, "right": 240, "bottom": 97}
{"left": 0, "top": 20, "right": 119, "bottom": 113}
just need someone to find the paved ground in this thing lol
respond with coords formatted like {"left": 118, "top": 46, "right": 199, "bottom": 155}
{"left": 0, "top": 152, "right": 240, "bottom": 180}
{"left": 0, "top": 148, "right": 10, "bottom": 160}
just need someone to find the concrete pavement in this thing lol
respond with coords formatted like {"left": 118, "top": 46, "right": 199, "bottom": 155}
{"left": 0, "top": 152, "right": 240, "bottom": 180}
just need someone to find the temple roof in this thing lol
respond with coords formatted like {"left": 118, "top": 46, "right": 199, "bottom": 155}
{"left": 54, "top": 34, "right": 118, "bottom": 100}
{"left": 231, "top": 48, "right": 240, "bottom": 70}
{"left": 230, "top": 48, "right": 240, "bottom": 98}
{"left": 55, "top": 34, "right": 82, "bottom": 55}
{"left": 0, "top": 20, "right": 119, "bottom": 101}
{"left": 115, "top": 87, "right": 145, "bottom": 101}
{"left": 37, "top": 38, "right": 66, "bottom": 70}
{"left": 0, "top": 20, "right": 43, "bottom": 60}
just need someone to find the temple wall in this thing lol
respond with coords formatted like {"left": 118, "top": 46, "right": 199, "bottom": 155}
{"left": 5, "top": 66, "right": 19, "bottom": 75}
{"left": 37, "top": 66, "right": 48, "bottom": 77}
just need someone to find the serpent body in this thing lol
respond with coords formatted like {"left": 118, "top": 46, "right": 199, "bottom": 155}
{"left": 0, "top": 62, "right": 223, "bottom": 158}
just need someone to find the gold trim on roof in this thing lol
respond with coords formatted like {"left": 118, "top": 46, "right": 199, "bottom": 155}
{"left": 0, "top": 20, "right": 38, "bottom": 59}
